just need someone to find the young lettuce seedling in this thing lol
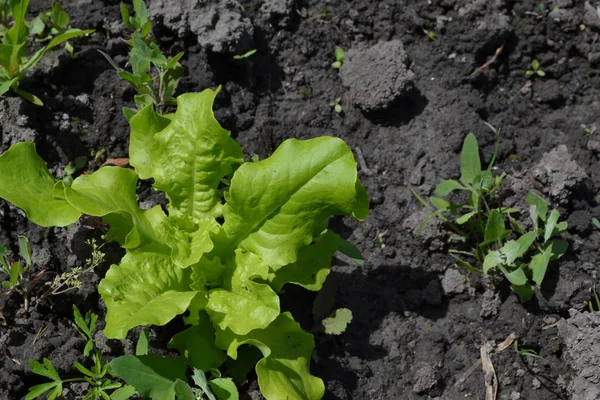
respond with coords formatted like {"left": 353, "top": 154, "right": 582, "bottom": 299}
{"left": 412, "top": 133, "right": 568, "bottom": 301}
{"left": 0, "top": 0, "right": 93, "bottom": 105}
{"left": 0, "top": 87, "right": 369, "bottom": 400}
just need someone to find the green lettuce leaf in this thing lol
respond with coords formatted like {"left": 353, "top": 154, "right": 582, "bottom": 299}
{"left": 168, "top": 312, "right": 227, "bottom": 371}
{"left": 0, "top": 142, "right": 81, "bottom": 226}
{"left": 216, "top": 312, "right": 325, "bottom": 400}
{"left": 269, "top": 229, "right": 339, "bottom": 292}
{"left": 129, "top": 89, "right": 243, "bottom": 221}
{"left": 207, "top": 250, "right": 279, "bottom": 335}
{"left": 110, "top": 355, "right": 188, "bottom": 400}
{"left": 63, "top": 166, "right": 165, "bottom": 248}
{"left": 99, "top": 247, "right": 197, "bottom": 338}
{"left": 222, "top": 136, "right": 369, "bottom": 268}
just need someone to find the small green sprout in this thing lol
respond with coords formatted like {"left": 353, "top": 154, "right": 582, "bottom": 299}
{"left": 514, "top": 340, "right": 542, "bottom": 359}
{"left": 233, "top": 49, "right": 257, "bottom": 60}
{"left": 377, "top": 231, "right": 387, "bottom": 249}
{"left": 320, "top": 308, "right": 353, "bottom": 335}
{"left": 588, "top": 285, "right": 600, "bottom": 312}
{"left": 581, "top": 124, "right": 597, "bottom": 135}
{"left": 120, "top": 0, "right": 151, "bottom": 38}
{"left": 423, "top": 29, "right": 438, "bottom": 41}
{"left": 0, "top": 235, "right": 36, "bottom": 314}
{"left": 526, "top": 59, "right": 546, "bottom": 77}
{"left": 330, "top": 97, "right": 343, "bottom": 113}
{"left": 62, "top": 156, "right": 87, "bottom": 186}
{"left": 331, "top": 46, "right": 345, "bottom": 69}
{"left": 593, "top": 218, "right": 600, "bottom": 230}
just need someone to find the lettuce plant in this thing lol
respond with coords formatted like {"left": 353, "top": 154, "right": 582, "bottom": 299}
{"left": 0, "top": 0, "right": 93, "bottom": 104}
{"left": 0, "top": 88, "right": 368, "bottom": 399}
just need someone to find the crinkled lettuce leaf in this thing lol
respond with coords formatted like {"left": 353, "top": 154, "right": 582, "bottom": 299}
{"left": 216, "top": 312, "right": 325, "bottom": 400}
{"left": 129, "top": 89, "right": 243, "bottom": 221}
{"left": 99, "top": 246, "right": 198, "bottom": 339}
{"left": 206, "top": 250, "right": 279, "bottom": 335}
{"left": 222, "top": 136, "right": 369, "bottom": 268}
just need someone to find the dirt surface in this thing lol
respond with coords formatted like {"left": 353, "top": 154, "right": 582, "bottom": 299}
{"left": 3, "top": 0, "right": 600, "bottom": 399}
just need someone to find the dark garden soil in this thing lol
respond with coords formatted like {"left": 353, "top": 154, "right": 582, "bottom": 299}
{"left": 3, "top": 0, "right": 600, "bottom": 399}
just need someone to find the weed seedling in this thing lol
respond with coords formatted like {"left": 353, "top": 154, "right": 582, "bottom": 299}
{"left": 233, "top": 49, "right": 257, "bottom": 60}
{"left": 514, "top": 340, "right": 542, "bottom": 359}
{"left": 330, "top": 97, "right": 343, "bottom": 113}
{"left": 29, "top": 2, "right": 78, "bottom": 56}
{"left": 331, "top": 46, "right": 345, "bottom": 69}
{"left": 581, "top": 124, "right": 597, "bottom": 135}
{"left": 412, "top": 133, "right": 568, "bottom": 301}
{"left": 526, "top": 59, "right": 546, "bottom": 78}
{"left": 27, "top": 305, "right": 126, "bottom": 400}
{"left": 0, "top": 235, "right": 39, "bottom": 314}
{"left": 588, "top": 285, "right": 600, "bottom": 312}
{"left": 0, "top": 0, "right": 93, "bottom": 104}
{"left": 62, "top": 156, "right": 87, "bottom": 186}
{"left": 100, "top": 0, "right": 183, "bottom": 118}
{"left": 39, "top": 238, "right": 106, "bottom": 300}
{"left": 592, "top": 217, "right": 600, "bottom": 230}
{"left": 423, "top": 28, "right": 438, "bottom": 41}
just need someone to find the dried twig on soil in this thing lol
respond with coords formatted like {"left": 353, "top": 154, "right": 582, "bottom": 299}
{"left": 481, "top": 344, "right": 498, "bottom": 400}
{"left": 455, "top": 333, "right": 516, "bottom": 387}
{"left": 102, "top": 157, "right": 130, "bottom": 167}
{"left": 466, "top": 44, "right": 505, "bottom": 80}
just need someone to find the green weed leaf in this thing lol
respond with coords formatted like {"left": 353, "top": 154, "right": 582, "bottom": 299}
{"left": 136, "top": 328, "right": 149, "bottom": 356}
{"left": 530, "top": 246, "right": 553, "bottom": 286}
{"left": 501, "top": 266, "right": 528, "bottom": 286}
{"left": 484, "top": 209, "right": 506, "bottom": 243}
{"left": 460, "top": 133, "right": 481, "bottom": 185}
{"left": 435, "top": 179, "right": 465, "bottom": 196}
{"left": 526, "top": 191, "right": 548, "bottom": 222}
{"left": 336, "top": 236, "right": 364, "bottom": 265}
{"left": 544, "top": 209, "right": 560, "bottom": 243}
